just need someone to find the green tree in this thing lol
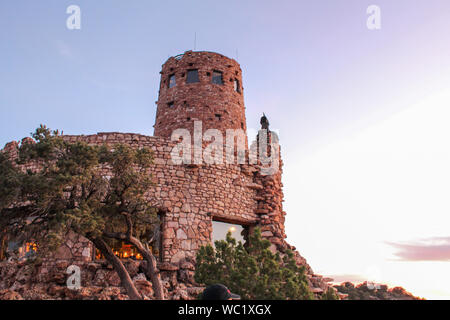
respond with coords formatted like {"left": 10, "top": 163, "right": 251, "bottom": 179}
{"left": 195, "top": 228, "right": 314, "bottom": 300}
{"left": 321, "top": 287, "right": 339, "bottom": 300}
{"left": 0, "top": 125, "right": 164, "bottom": 299}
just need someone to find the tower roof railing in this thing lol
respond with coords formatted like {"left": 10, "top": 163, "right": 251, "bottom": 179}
{"left": 174, "top": 54, "right": 184, "bottom": 60}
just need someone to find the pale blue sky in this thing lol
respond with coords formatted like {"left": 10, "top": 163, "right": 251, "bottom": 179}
{"left": 1, "top": 0, "right": 448, "bottom": 147}
{"left": 2, "top": 1, "right": 450, "bottom": 299}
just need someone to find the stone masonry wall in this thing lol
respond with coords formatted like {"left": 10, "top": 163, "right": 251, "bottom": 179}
{"left": 154, "top": 51, "right": 247, "bottom": 144}
{"left": 62, "top": 132, "right": 260, "bottom": 265}
{"left": 0, "top": 49, "right": 333, "bottom": 297}
{"left": 2, "top": 131, "right": 332, "bottom": 297}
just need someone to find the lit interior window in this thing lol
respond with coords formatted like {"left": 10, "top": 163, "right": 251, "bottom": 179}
{"left": 95, "top": 241, "right": 145, "bottom": 260}
{"left": 212, "top": 220, "right": 245, "bottom": 245}
{"left": 25, "top": 242, "right": 37, "bottom": 254}
{"left": 95, "top": 217, "right": 162, "bottom": 260}
{"left": 0, "top": 238, "right": 38, "bottom": 260}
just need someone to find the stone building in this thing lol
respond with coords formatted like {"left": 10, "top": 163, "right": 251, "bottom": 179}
{"left": 0, "top": 51, "right": 331, "bottom": 299}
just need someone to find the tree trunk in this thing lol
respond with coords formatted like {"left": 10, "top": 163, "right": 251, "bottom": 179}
{"left": 128, "top": 236, "right": 165, "bottom": 300}
{"left": 90, "top": 237, "right": 142, "bottom": 300}
{"left": 102, "top": 231, "right": 166, "bottom": 300}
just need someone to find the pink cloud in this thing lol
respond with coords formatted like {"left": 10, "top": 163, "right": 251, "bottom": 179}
{"left": 387, "top": 237, "right": 450, "bottom": 261}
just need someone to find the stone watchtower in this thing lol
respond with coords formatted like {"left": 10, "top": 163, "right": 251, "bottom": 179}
{"left": 0, "top": 50, "right": 332, "bottom": 299}
{"left": 154, "top": 51, "right": 247, "bottom": 143}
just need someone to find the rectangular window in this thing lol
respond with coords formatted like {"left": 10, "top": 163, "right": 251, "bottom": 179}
{"left": 94, "top": 212, "right": 163, "bottom": 261}
{"left": 95, "top": 240, "right": 144, "bottom": 260}
{"left": 0, "top": 237, "right": 38, "bottom": 261}
{"left": 168, "top": 74, "right": 176, "bottom": 88}
{"left": 212, "top": 220, "right": 245, "bottom": 245}
{"left": 212, "top": 71, "right": 223, "bottom": 85}
{"left": 167, "top": 101, "right": 174, "bottom": 108}
{"left": 186, "top": 69, "right": 199, "bottom": 83}
{"left": 234, "top": 79, "right": 241, "bottom": 93}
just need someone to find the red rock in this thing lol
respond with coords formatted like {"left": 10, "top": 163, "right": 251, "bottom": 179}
{"left": 0, "top": 289, "right": 23, "bottom": 300}
{"left": 158, "top": 262, "right": 179, "bottom": 271}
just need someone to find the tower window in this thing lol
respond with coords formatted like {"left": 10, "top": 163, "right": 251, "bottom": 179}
{"left": 234, "top": 79, "right": 241, "bottom": 93}
{"left": 167, "top": 101, "right": 174, "bottom": 108}
{"left": 95, "top": 210, "right": 164, "bottom": 261}
{"left": 186, "top": 69, "right": 199, "bottom": 83}
{"left": 212, "top": 220, "right": 246, "bottom": 246}
{"left": 168, "top": 74, "right": 176, "bottom": 88}
{"left": 1, "top": 237, "right": 38, "bottom": 261}
{"left": 215, "top": 114, "right": 222, "bottom": 121}
{"left": 212, "top": 71, "right": 223, "bottom": 85}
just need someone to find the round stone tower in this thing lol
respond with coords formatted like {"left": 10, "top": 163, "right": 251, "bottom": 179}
{"left": 153, "top": 51, "right": 247, "bottom": 141}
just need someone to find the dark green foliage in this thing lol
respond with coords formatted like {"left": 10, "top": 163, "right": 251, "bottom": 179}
{"left": 195, "top": 228, "right": 313, "bottom": 300}
{"left": 0, "top": 152, "right": 21, "bottom": 211}
{"left": 321, "top": 287, "right": 339, "bottom": 300}
{"left": 0, "top": 125, "right": 158, "bottom": 258}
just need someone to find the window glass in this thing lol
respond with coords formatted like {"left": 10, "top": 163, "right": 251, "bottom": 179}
{"left": 95, "top": 216, "right": 162, "bottom": 261}
{"left": 0, "top": 238, "right": 38, "bottom": 261}
{"left": 95, "top": 240, "right": 144, "bottom": 260}
{"left": 212, "top": 71, "right": 223, "bottom": 85}
{"left": 24, "top": 242, "right": 37, "bottom": 258}
{"left": 186, "top": 69, "right": 199, "bottom": 83}
{"left": 168, "top": 74, "right": 176, "bottom": 88}
{"left": 234, "top": 79, "right": 240, "bottom": 93}
{"left": 212, "top": 220, "right": 245, "bottom": 245}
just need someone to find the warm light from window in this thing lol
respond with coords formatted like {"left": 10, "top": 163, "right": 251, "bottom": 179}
{"left": 25, "top": 242, "right": 37, "bottom": 253}
{"left": 96, "top": 242, "right": 144, "bottom": 260}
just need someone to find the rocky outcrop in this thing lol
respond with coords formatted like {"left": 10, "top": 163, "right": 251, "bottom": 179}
{"left": 0, "top": 257, "right": 204, "bottom": 300}
{"left": 1, "top": 130, "right": 335, "bottom": 299}
{"left": 333, "top": 282, "right": 423, "bottom": 300}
